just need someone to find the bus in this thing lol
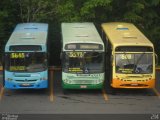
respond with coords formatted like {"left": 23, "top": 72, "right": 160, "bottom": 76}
{"left": 4, "top": 23, "right": 49, "bottom": 89}
{"left": 101, "top": 22, "right": 157, "bottom": 90}
{"left": 61, "top": 23, "right": 105, "bottom": 90}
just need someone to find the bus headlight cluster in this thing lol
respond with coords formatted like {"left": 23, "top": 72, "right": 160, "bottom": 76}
{"left": 63, "top": 79, "right": 72, "bottom": 84}
{"left": 7, "top": 78, "right": 13, "bottom": 81}
{"left": 95, "top": 79, "right": 103, "bottom": 84}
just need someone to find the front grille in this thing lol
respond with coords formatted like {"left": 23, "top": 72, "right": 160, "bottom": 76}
{"left": 121, "top": 79, "right": 146, "bottom": 82}
{"left": 120, "top": 84, "right": 148, "bottom": 87}
{"left": 72, "top": 80, "right": 95, "bottom": 84}
{"left": 15, "top": 79, "right": 38, "bottom": 82}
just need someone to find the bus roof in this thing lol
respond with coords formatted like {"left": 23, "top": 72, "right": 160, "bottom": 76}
{"left": 6, "top": 23, "right": 48, "bottom": 49}
{"left": 14, "top": 23, "right": 48, "bottom": 32}
{"left": 101, "top": 22, "right": 153, "bottom": 47}
{"left": 61, "top": 22, "right": 104, "bottom": 51}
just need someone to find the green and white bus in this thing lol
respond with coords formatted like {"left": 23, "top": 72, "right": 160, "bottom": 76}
{"left": 61, "top": 23, "right": 105, "bottom": 90}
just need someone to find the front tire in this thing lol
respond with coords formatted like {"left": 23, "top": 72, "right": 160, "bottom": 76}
{"left": 62, "top": 89, "right": 68, "bottom": 95}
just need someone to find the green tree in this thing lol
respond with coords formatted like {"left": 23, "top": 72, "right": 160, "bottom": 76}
{"left": 55, "top": 0, "right": 112, "bottom": 22}
{"left": 0, "top": 0, "right": 160, "bottom": 64}
{"left": 16, "top": 0, "right": 56, "bottom": 22}
{"left": 0, "top": 0, "right": 19, "bottom": 58}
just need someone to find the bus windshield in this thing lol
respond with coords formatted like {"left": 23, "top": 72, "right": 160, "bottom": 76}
{"left": 115, "top": 53, "right": 153, "bottom": 74}
{"left": 5, "top": 52, "right": 47, "bottom": 72}
{"left": 62, "top": 52, "right": 104, "bottom": 74}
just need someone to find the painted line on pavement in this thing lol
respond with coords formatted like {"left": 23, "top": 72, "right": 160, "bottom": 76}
{"left": 152, "top": 88, "right": 160, "bottom": 99}
{"left": 49, "top": 71, "right": 54, "bottom": 102}
{"left": 102, "top": 89, "right": 109, "bottom": 101}
{"left": 0, "top": 86, "right": 4, "bottom": 101}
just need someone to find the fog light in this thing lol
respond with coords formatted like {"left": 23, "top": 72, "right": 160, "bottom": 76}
{"left": 7, "top": 78, "right": 13, "bottom": 81}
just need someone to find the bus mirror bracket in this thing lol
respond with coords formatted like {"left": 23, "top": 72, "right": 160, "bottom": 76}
{"left": 60, "top": 52, "right": 63, "bottom": 60}
{"left": 111, "top": 55, "right": 113, "bottom": 63}
{"left": 155, "top": 53, "right": 158, "bottom": 66}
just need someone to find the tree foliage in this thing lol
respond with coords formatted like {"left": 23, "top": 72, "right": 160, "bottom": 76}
{"left": 16, "top": 0, "right": 56, "bottom": 22}
{"left": 0, "top": 0, "right": 160, "bottom": 64}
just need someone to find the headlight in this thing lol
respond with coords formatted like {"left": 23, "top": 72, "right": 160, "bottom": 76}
{"left": 63, "top": 79, "right": 72, "bottom": 84}
{"left": 96, "top": 79, "right": 103, "bottom": 84}
{"left": 7, "top": 78, "right": 13, "bottom": 81}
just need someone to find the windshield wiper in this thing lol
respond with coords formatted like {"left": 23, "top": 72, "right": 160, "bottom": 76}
{"left": 134, "top": 52, "right": 145, "bottom": 73}
{"left": 122, "top": 52, "right": 131, "bottom": 65}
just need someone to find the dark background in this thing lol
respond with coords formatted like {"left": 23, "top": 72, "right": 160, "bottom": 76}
{"left": 0, "top": 0, "right": 160, "bottom": 66}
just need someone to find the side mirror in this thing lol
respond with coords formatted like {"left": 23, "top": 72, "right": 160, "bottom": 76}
{"left": 155, "top": 53, "right": 158, "bottom": 66}
{"left": 111, "top": 55, "right": 113, "bottom": 63}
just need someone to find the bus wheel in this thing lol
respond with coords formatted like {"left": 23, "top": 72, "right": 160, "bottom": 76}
{"left": 106, "top": 85, "right": 116, "bottom": 95}
{"left": 62, "top": 89, "right": 68, "bottom": 95}
{"left": 106, "top": 79, "right": 116, "bottom": 95}
{"left": 110, "top": 86, "right": 117, "bottom": 95}
{"left": 106, "top": 84, "right": 112, "bottom": 94}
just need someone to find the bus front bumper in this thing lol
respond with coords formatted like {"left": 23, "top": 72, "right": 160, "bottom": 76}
{"left": 4, "top": 80, "right": 48, "bottom": 89}
{"left": 111, "top": 78, "right": 155, "bottom": 89}
{"left": 62, "top": 81, "right": 103, "bottom": 89}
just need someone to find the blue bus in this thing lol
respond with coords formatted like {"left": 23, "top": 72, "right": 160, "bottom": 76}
{"left": 4, "top": 23, "right": 49, "bottom": 89}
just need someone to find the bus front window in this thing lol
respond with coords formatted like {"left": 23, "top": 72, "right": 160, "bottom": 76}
{"left": 63, "top": 52, "right": 104, "bottom": 74}
{"left": 115, "top": 53, "right": 153, "bottom": 74}
{"left": 5, "top": 52, "right": 47, "bottom": 72}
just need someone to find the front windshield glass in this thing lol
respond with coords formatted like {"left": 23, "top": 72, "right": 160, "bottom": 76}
{"left": 63, "top": 52, "right": 104, "bottom": 74}
{"left": 115, "top": 53, "right": 153, "bottom": 74}
{"left": 5, "top": 52, "right": 47, "bottom": 72}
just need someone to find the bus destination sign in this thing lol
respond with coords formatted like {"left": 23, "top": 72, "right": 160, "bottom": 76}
{"left": 65, "top": 43, "right": 103, "bottom": 50}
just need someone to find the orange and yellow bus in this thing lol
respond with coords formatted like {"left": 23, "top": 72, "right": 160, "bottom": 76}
{"left": 101, "top": 22, "right": 158, "bottom": 90}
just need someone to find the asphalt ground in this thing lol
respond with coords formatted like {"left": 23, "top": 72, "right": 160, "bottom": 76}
{"left": 0, "top": 70, "right": 160, "bottom": 119}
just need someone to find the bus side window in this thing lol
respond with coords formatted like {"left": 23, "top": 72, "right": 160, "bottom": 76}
{"left": 102, "top": 30, "right": 108, "bottom": 52}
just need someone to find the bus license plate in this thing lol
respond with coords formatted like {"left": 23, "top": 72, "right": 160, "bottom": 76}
{"left": 21, "top": 83, "right": 30, "bottom": 86}
{"left": 131, "top": 83, "right": 138, "bottom": 86}
{"left": 80, "top": 85, "right": 87, "bottom": 88}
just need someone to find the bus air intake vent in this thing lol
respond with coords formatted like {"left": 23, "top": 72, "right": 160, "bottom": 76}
{"left": 116, "top": 24, "right": 129, "bottom": 30}
{"left": 123, "top": 33, "right": 137, "bottom": 39}
{"left": 20, "top": 33, "right": 35, "bottom": 39}
{"left": 123, "top": 36, "right": 137, "bottom": 39}
{"left": 72, "top": 26, "right": 85, "bottom": 28}
{"left": 24, "top": 24, "right": 38, "bottom": 29}
{"left": 76, "top": 35, "right": 88, "bottom": 37}
{"left": 24, "top": 27, "right": 38, "bottom": 29}
{"left": 116, "top": 28, "right": 129, "bottom": 30}
{"left": 20, "top": 37, "right": 35, "bottom": 39}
